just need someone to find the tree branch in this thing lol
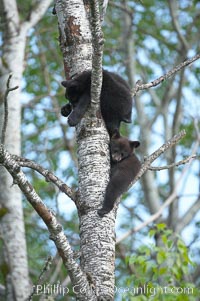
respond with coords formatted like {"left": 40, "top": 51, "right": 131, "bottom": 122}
{"left": 23, "top": 0, "right": 52, "bottom": 31}
{"left": 109, "top": 1, "right": 133, "bottom": 16}
{"left": 176, "top": 197, "right": 200, "bottom": 234}
{"left": 11, "top": 155, "right": 76, "bottom": 201}
{"left": 116, "top": 150, "right": 196, "bottom": 244}
{"left": 116, "top": 138, "right": 199, "bottom": 243}
{"left": 133, "top": 53, "right": 200, "bottom": 96}
{"left": 1, "top": 0, "right": 20, "bottom": 37}
{"left": 1, "top": 74, "right": 18, "bottom": 144}
{"left": 131, "top": 130, "right": 186, "bottom": 186}
{"left": 149, "top": 155, "right": 197, "bottom": 171}
{"left": 168, "top": 0, "right": 189, "bottom": 51}
{"left": 100, "top": 0, "right": 109, "bottom": 21}
{"left": 27, "top": 256, "right": 53, "bottom": 301}
{"left": 0, "top": 144, "right": 94, "bottom": 300}
{"left": 115, "top": 130, "right": 187, "bottom": 220}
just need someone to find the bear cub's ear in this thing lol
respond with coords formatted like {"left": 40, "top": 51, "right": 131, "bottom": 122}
{"left": 61, "top": 80, "right": 68, "bottom": 88}
{"left": 130, "top": 141, "right": 140, "bottom": 149}
{"left": 61, "top": 80, "right": 78, "bottom": 88}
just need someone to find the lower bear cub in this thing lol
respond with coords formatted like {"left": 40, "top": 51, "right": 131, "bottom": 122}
{"left": 61, "top": 70, "right": 132, "bottom": 136}
{"left": 98, "top": 130, "right": 141, "bottom": 217}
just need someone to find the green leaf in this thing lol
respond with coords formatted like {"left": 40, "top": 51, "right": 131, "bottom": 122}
{"left": 129, "top": 255, "right": 137, "bottom": 264}
{"left": 158, "top": 266, "right": 167, "bottom": 275}
{"left": 167, "top": 240, "right": 173, "bottom": 249}
{"left": 149, "top": 229, "right": 156, "bottom": 237}
{"left": 156, "top": 223, "right": 167, "bottom": 231}
{"left": 156, "top": 250, "right": 166, "bottom": 264}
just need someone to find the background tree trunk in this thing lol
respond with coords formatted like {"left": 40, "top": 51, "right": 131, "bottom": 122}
{"left": 0, "top": 1, "right": 51, "bottom": 300}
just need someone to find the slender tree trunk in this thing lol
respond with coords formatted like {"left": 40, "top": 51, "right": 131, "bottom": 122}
{"left": 0, "top": 1, "right": 51, "bottom": 300}
{"left": 0, "top": 12, "right": 29, "bottom": 301}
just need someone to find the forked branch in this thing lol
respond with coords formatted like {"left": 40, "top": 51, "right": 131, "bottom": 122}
{"left": 116, "top": 139, "right": 199, "bottom": 244}
{"left": 149, "top": 154, "right": 197, "bottom": 171}
{"left": 12, "top": 155, "right": 76, "bottom": 201}
{"left": 131, "top": 130, "right": 187, "bottom": 186}
{"left": 133, "top": 53, "right": 200, "bottom": 96}
{"left": 0, "top": 144, "right": 94, "bottom": 300}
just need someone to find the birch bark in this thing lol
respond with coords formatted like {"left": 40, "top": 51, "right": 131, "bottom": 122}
{"left": 0, "top": 1, "right": 51, "bottom": 300}
{"left": 55, "top": 0, "right": 115, "bottom": 299}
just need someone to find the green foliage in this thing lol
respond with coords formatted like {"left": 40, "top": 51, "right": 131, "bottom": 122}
{"left": 120, "top": 224, "right": 198, "bottom": 301}
{"left": 13, "top": 0, "right": 199, "bottom": 296}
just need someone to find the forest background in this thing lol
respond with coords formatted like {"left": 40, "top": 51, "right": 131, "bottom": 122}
{"left": 0, "top": 0, "right": 200, "bottom": 300}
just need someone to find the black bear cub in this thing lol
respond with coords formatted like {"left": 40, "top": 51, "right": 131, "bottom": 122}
{"left": 61, "top": 70, "right": 132, "bottom": 136}
{"left": 98, "top": 130, "right": 141, "bottom": 217}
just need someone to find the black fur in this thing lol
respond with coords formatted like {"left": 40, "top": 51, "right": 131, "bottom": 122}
{"left": 61, "top": 70, "right": 132, "bottom": 136}
{"left": 98, "top": 130, "right": 141, "bottom": 217}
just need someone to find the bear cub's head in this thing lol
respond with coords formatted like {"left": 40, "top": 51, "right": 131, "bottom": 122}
{"left": 110, "top": 129, "right": 140, "bottom": 163}
{"left": 61, "top": 71, "right": 91, "bottom": 103}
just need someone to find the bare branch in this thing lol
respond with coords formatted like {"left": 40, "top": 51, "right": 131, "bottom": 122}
{"left": 1, "top": 0, "right": 20, "bottom": 36}
{"left": 149, "top": 155, "right": 197, "bottom": 171}
{"left": 117, "top": 139, "right": 199, "bottom": 243}
{"left": 117, "top": 152, "right": 196, "bottom": 244}
{"left": 23, "top": 0, "right": 52, "bottom": 31}
{"left": 100, "top": 0, "right": 109, "bottom": 21}
{"left": 132, "top": 53, "right": 200, "bottom": 96}
{"left": 131, "top": 130, "right": 186, "bottom": 186}
{"left": 12, "top": 155, "right": 76, "bottom": 202}
{"left": 1, "top": 74, "right": 18, "bottom": 144}
{"left": 115, "top": 131, "right": 187, "bottom": 219}
{"left": 0, "top": 144, "right": 94, "bottom": 299}
{"left": 168, "top": 0, "right": 189, "bottom": 51}
{"left": 172, "top": 68, "right": 185, "bottom": 136}
{"left": 176, "top": 197, "right": 200, "bottom": 233}
{"left": 27, "top": 256, "right": 53, "bottom": 301}
{"left": 109, "top": 1, "right": 133, "bottom": 16}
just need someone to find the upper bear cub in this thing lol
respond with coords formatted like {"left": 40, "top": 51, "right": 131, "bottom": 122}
{"left": 98, "top": 129, "right": 141, "bottom": 217}
{"left": 61, "top": 70, "right": 132, "bottom": 136}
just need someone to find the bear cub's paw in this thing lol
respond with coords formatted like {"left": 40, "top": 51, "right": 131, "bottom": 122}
{"left": 68, "top": 114, "right": 81, "bottom": 126}
{"left": 61, "top": 104, "right": 72, "bottom": 117}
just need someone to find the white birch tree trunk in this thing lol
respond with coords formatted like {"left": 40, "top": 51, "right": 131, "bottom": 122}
{"left": 56, "top": 0, "right": 116, "bottom": 299}
{"left": 0, "top": 1, "right": 52, "bottom": 300}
